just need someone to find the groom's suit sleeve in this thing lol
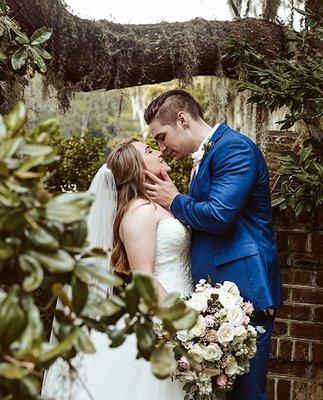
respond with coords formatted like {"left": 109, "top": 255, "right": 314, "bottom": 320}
{"left": 170, "top": 139, "right": 257, "bottom": 235}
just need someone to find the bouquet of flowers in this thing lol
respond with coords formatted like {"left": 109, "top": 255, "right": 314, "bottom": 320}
{"left": 173, "top": 280, "right": 263, "bottom": 400}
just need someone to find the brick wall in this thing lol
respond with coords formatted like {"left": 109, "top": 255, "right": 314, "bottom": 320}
{"left": 265, "top": 132, "right": 323, "bottom": 400}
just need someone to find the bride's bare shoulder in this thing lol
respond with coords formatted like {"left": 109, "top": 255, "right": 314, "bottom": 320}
{"left": 123, "top": 199, "right": 159, "bottom": 224}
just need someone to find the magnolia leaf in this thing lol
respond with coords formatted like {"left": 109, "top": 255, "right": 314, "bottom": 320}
{"left": 71, "top": 276, "right": 89, "bottom": 314}
{"left": 4, "top": 102, "right": 26, "bottom": 132}
{"left": 133, "top": 272, "right": 158, "bottom": 308}
{"left": 134, "top": 322, "right": 156, "bottom": 360}
{"left": 150, "top": 343, "right": 177, "bottom": 379}
{"left": 171, "top": 308, "right": 197, "bottom": 331}
{"left": 11, "top": 47, "right": 28, "bottom": 70}
{"left": 75, "top": 328, "right": 96, "bottom": 354}
{"left": 46, "top": 192, "right": 94, "bottom": 224}
{"left": 76, "top": 260, "right": 123, "bottom": 287}
{"left": 24, "top": 226, "right": 59, "bottom": 251}
{"left": 17, "top": 143, "right": 52, "bottom": 157}
{"left": 19, "top": 254, "right": 44, "bottom": 292}
{"left": 29, "top": 46, "right": 47, "bottom": 72}
{"left": 28, "top": 249, "right": 74, "bottom": 273}
{"left": 30, "top": 27, "right": 52, "bottom": 45}
{"left": 256, "top": 325, "right": 266, "bottom": 334}
{"left": 0, "top": 363, "right": 29, "bottom": 379}
{"left": 40, "top": 329, "right": 78, "bottom": 363}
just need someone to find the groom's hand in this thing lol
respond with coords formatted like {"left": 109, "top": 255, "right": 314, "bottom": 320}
{"left": 144, "top": 170, "right": 179, "bottom": 209}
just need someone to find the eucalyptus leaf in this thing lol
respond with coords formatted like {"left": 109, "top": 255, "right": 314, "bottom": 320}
{"left": 150, "top": 343, "right": 177, "bottom": 379}
{"left": 19, "top": 254, "right": 44, "bottom": 292}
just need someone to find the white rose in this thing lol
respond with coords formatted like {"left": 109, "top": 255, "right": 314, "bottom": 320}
{"left": 222, "top": 281, "right": 240, "bottom": 297}
{"left": 188, "top": 343, "right": 205, "bottom": 363}
{"left": 196, "top": 279, "right": 211, "bottom": 293}
{"left": 177, "top": 330, "right": 193, "bottom": 342}
{"left": 226, "top": 306, "right": 244, "bottom": 326}
{"left": 225, "top": 355, "right": 240, "bottom": 376}
{"left": 190, "top": 315, "right": 206, "bottom": 338}
{"left": 217, "top": 322, "right": 236, "bottom": 345}
{"left": 187, "top": 292, "right": 209, "bottom": 313}
{"left": 218, "top": 290, "right": 237, "bottom": 310}
{"left": 235, "top": 325, "right": 247, "bottom": 342}
{"left": 203, "top": 343, "right": 223, "bottom": 362}
{"left": 197, "top": 373, "right": 213, "bottom": 395}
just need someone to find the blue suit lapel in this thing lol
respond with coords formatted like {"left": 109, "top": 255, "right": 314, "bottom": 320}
{"left": 189, "top": 123, "right": 229, "bottom": 195}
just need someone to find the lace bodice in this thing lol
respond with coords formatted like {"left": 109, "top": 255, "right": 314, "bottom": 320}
{"left": 155, "top": 218, "right": 194, "bottom": 297}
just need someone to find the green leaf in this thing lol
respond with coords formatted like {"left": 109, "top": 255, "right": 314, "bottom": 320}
{"left": 11, "top": 47, "right": 28, "bottom": 70}
{"left": 29, "top": 46, "right": 47, "bottom": 72}
{"left": 294, "top": 201, "right": 305, "bottom": 216}
{"left": 40, "top": 328, "right": 78, "bottom": 363}
{"left": 0, "top": 242, "right": 13, "bottom": 260}
{"left": 150, "top": 343, "right": 177, "bottom": 379}
{"left": 172, "top": 308, "right": 197, "bottom": 331}
{"left": 72, "top": 276, "right": 89, "bottom": 314}
{"left": 0, "top": 363, "right": 29, "bottom": 379}
{"left": 28, "top": 249, "right": 74, "bottom": 273}
{"left": 30, "top": 27, "right": 52, "bottom": 45}
{"left": 75, "top": 260, "right": 123, "bottom": 287}
{"left": 4, "top": 102, "right": 26, "bottom": 132}
{"left": 133, "top": 272, "right": 158, "bottom": 308}
{"left": 18, "top": 143, "right": 52, "bottom": 157}
{"left": 134, "top": 322, "right": 157, "bottom": 360}
{"left": 75, "top": 328, "right": 96, "bottom": 354}
{"left": 10, "top": 25, "right": 29, "bottom": 42}
{"left": 0, "top": 1, "right": 9, "bottom": 13}
{"left": 108, "top": 328, "right": 127, "bottom": 348}
{"left": 124, "top": 281, "right": 140, "bottom": 316}
{"left": 24, "top": 226, "right": 59, "bottom": 251}
{"left": 19, "top": 254, "right": 44, "bottom": 292}
{"left": 46, "top": 192, "right": 94, "bottom": 224}
{"left": 271, "top": 196, "right": 285, "bottom": 207}
{"left": 84, "top": 297, "right": 123, "bottom": 317}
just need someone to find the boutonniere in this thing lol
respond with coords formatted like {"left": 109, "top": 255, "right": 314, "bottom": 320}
{"left": 191, "top": 138, "right": 213, "bottom": 165}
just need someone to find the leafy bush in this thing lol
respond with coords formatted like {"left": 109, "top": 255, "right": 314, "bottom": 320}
{"left": 0, "top": 1, "right": 52, "bottom": 79}
{"left": 47, "top": 130, "right": 109, "bottom": 193}
{"left": 0, "top": 103, "right": 197, "bottom": 399}
{"left": 272, "top": 145, "right": 323, "bottom": 216}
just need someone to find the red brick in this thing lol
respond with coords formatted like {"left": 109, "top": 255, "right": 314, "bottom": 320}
{"left": 277, "top": 378, "right": 292, "bottom": 400}
{"left": 271, "top": 338, "right": 278, "bottom": 358}
{"left": 283, "top": 269, "right": 315, "bottom": 286}
{"left": 269, "top": 360, "right": 312, "bottom": 378}
{"left": 313, "top": 306, "right": 323, "bottom": 322}
{"left": 291, "top": 287, "right": 323, "bottom": 305}
{"left": 278, "top": 338, "right": 293, "bottom": 361}
{"left": 273, "top": 320, "right": 289, "bottom": 336}
{"left": 276, "top": 231, "right": 289, "bottom": 253}
{"left": 293, "top": 341, "right": 310, "bottom": 362}
{"left": 277, "top": 303, "right": 312, "bottom": 321}
{"left": 290, "top": 321, "right": 323, "bottom": 341}
{"left": 312, "top": 342, "right": 323, "bottom": 366}
{"left": 311, "top": 233, "right": 323, "bottom": 254}
{"left": 283, "top": 286, "right": 291, "bottom": 301}
{"left": 316, "top": 270, "right": 323, "bottom": 287}
{"left": 267, "top": 377, "right": 275, "bottom": 400}
{"left": 289, "top": 253, "right": 322, "bottom": 268}
{"left": 293, "top": 380, "right": 309, "bottom": 400}
{"left": 290, "top": 232, "right": 309, "bottom": 253}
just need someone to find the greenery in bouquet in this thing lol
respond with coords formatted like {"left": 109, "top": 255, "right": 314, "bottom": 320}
{"left": 171, "top": 280, "right": 263, "bottom": 400}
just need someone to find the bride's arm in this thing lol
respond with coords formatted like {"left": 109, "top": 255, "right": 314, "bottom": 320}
{"left": 121, "top": 203, "right": 167, "bottom": 299}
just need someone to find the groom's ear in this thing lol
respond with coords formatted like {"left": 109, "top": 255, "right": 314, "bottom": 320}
{"left": 177, "top": 111, "right": 188, "bottom": 128}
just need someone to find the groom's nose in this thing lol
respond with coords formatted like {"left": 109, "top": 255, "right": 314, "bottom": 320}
{"left": 159, "top": 142, "right": 167, "bottom": 153}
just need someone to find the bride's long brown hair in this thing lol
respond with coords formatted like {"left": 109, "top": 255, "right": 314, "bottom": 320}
{"left": 107, "top": 138, "right": 151, "bottom": 275}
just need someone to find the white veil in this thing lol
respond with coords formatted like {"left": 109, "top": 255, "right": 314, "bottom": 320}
{"left": 86, "top": 164, "right": 117, "bottom": 298}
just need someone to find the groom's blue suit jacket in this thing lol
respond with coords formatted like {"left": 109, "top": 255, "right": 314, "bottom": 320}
{"left": 171, "top": 123, "right": 283, "bottom": 311}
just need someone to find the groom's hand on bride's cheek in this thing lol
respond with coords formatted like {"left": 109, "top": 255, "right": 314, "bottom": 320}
{"left": 144, "top": 170, "right": 179, "bottom": 208}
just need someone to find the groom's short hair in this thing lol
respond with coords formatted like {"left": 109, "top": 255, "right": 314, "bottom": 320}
{"left": 144, "top": 89, "right": 204, "bottom": 126}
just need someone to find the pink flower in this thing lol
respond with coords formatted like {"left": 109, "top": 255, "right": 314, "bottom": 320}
{"left": 243, "top": 315, "right": 250, "bottom": 325}
{"left": 204, "top": 315, "right": 215, "bottom": 327}
{"left": 244, "top": 301, "right": 254, "bottom": 315}
{"left": 179, "top": 356, "right": 192, "bottom": 370}
{"left": 216, "top": 374, "right": 228, "bottom": 387}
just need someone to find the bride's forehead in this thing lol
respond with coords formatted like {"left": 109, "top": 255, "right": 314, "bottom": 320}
{"left": 131, "top": 141, "right": 146, "bottom": 153}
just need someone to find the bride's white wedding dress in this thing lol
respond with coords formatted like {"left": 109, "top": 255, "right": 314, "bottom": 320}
{"left": 42, "top": 217, "right": 194, "bottom": 400}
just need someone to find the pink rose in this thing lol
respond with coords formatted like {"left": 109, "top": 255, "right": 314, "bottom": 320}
{"left": 179, "top": 356, "right": 192, "bottom": 370}
{"left": 244, "top": 301, "right": 254, "bottom": 315}
{"left": 243, "top": 315, "right": 250, "bottom": 325}
{"left": 216, "top": 374, "right": 228, "bottom": 387}
{"left": 204, "top": 315, "right": 215, "bottom": 327}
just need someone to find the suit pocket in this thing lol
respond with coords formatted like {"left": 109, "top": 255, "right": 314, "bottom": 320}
{"left": 214, "top": 243, "right": 258, "bottom": 267}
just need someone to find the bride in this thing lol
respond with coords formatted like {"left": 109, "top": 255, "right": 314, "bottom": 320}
{"left": 41, "top": 138, "right": 194, "bottom": 400}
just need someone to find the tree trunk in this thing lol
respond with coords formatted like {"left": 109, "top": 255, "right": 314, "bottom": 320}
{"left": 8, "top": 0, "right": 290, "bottom": 92}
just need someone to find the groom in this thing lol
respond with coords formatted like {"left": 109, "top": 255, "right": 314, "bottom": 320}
{"left": 144, "top": 89, "right": 283, "bottom": 400}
